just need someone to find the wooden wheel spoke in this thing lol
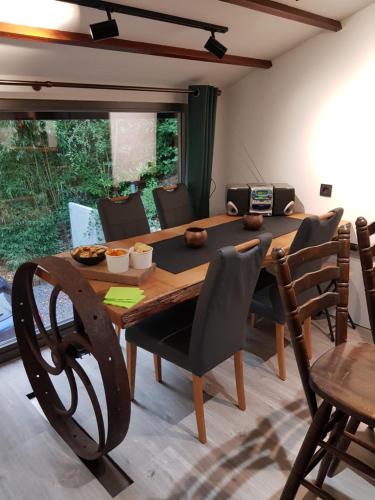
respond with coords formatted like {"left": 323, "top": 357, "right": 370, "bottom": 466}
{"left": 68, "top": 356, "right": 106, "bottom": 451}
{"left": 49, "top": 285, "right": 65, "bottom": 343}
{"left": 53, "top": 366, "right": 79, "bottom": 418}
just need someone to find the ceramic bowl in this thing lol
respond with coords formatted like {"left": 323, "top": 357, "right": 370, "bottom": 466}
{"left": 243, "top": 213, "right": 264, "bottom": 230}
{"left": 70, "top": 245, "right": 107, "bottom": 266}
{"left": 130, "top": 247, "right": 153, "bottom": 270}
{"left": 184, "top": 227, "right": 208, "bottom": 248}
{"left": 105, "top": 248, "right": 129, "bottom": 273}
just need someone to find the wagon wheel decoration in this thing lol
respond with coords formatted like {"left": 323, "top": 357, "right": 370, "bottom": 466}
{"left": 12, "top": 256, "right": 131, "bottom": 461}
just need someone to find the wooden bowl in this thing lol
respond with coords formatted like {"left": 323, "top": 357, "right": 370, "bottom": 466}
{"left": 184, "top": 227, "right": 208, "bottom": 248}
{"left": 71, "top": 245, "right": 108, "bottom": 266}
{"left": 243, "top": 214, "right": 264, "bottom": 230}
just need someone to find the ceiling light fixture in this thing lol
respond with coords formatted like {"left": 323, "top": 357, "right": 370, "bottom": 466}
{"left": 57, "top": 1, "right": 229, "bottom": 52}
{"left": 204, "top": 31, "right": 227, "bottom": 59}
{"left": 90, "top": 8, "right": 119, "bottom": 41}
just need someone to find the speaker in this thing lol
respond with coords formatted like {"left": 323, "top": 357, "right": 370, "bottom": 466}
{"left": 273, "top": 183, "right": 295, "bottom": 216}
{"left": 226, "top": 185, "right": 250, "bottom": 216}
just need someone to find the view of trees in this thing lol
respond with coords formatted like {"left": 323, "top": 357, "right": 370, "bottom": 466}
{"left": 0, "top": 115, "right": 179, "bottom": 272}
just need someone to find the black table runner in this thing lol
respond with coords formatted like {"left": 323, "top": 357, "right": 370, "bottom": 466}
{"left": 151, "top": 216, "right": 302, "bottom": 274}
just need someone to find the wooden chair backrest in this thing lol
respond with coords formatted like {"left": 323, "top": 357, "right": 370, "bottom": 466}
{"left": 356, "top": 217, "right": 375, "bottom": 343}
{"left": 272, "top": 224, "right": 350, "bottom": 416}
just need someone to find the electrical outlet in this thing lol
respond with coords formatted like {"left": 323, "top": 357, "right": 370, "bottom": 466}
{"left": 320, "top": 184, "right": 332, "bottom": 197}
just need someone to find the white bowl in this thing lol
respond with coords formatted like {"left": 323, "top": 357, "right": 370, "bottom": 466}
{"left": 105, "top": 249, "right": 129, "bottom": 273}
{"left": 130, "top": 247, "right": 153, "bottom": 270}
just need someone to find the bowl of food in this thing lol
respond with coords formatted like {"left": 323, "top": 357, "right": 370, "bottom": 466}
{"left": 71, "top": 245, "right": 108, "bottom": 266}
{"left": 184, "top": 227, "right": 208, "bottom": 248}
{"left": 130, "top": 242, "right": 153, "bottom": 269}
{"left": 105, "top": 248, "right": 129, "bottom": 273}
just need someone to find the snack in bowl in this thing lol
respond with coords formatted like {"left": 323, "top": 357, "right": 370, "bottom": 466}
{"left": 130, "top": 242, "right": 153, "bottom": 269}
{"left": 133, "top": 242, "right": 152, "bottom": 253}
{"left": 106, "top": 248, "right": 128, "bottom": 257}
{"left": 71, "top": 245, "right": 108, "bottom": 266}
{"left": 105, "top": 247, "right": 129, "bottom": 273}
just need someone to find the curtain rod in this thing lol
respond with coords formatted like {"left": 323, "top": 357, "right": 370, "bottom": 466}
{"left": 0, "top": 79, "right": 222, "bottom": 96}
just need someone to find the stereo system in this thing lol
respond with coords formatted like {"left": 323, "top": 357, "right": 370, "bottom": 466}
{"left": 226, "top": 183, "right": 295, "bottom": 217}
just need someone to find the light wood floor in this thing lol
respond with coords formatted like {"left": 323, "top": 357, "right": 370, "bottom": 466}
{"left": 0, "top": 318, "right": 374, "bottom": 500}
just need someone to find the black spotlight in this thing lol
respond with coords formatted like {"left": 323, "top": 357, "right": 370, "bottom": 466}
{"left": 204, "top": 31, "right": 227, "bottom": 59}
{"left": 90, "top": 8, "right": 119, "bottom": 41}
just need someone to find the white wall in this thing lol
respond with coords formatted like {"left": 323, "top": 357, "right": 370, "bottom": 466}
{"left": 217, "top": 2, "right": 375, "bottom": 328}
{"left": 221, "top": 2, "right": 375, "bottom": 233}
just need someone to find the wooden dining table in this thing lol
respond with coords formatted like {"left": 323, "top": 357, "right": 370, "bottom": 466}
{"left": 80, "top": 213, "right": 307, "bottom": 332}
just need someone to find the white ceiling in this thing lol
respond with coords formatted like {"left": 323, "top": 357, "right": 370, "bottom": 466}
{"left": 0, "top": 0, "right": 374, "bottom": 91}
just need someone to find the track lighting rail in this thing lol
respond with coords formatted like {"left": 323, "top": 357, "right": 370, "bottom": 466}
{"left": 57, "top": 0, "right": 229, "bottom": 34}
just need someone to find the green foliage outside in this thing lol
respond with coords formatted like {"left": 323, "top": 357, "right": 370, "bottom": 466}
{"left": 0, "top": 116, "right": 178, "bottom": 271}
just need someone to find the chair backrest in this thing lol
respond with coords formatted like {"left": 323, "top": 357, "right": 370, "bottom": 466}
{"left": 289, "top": 208, "right": 344, "bottom": 274}
{"left": 356, "top": 217, "right": 375, "bottom": 343}
{"left": 153, "top": 183, "right": 195, "bottom": 229}
{"left": 189, "top": 233, "right": 272, "bottom": 376}
{"left": 272, "top": 225, "right": 350, "bottom": 416}
{"left": 97, "top": 193, "right": 150, "bottom": 242}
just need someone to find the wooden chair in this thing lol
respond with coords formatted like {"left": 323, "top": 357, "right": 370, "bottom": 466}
{"left": 125, "top": 234, "right": 272, "bottom": 443}
{"left": 272, "top": 225, "right": 375, "bottom": 499}
{"left": 356, "top": 216, "right": 375, "bottom": 343}
{"left": 152, "top": 183, "right": 194, "bottom": 229}
{"left": 250, "top": 208, "right": 343, "bottom": 380}
{"left": 97, "top": 192, "right": 150, "bottom": 242}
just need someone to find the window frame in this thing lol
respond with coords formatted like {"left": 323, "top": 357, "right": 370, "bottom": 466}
{"left": 0, "top": 98, "right": 187, "bottom": 364}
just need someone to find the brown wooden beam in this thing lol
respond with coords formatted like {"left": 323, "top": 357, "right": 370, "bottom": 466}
{"left": 219, "top": 0, "right": 342, "bottom": 32}
{"left": 0, "top": 22, "right": 272, "bottom": 69}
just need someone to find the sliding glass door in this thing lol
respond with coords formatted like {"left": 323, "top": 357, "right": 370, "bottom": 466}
{"left": 0, "top": 102, "right": 184, "bottom": 359}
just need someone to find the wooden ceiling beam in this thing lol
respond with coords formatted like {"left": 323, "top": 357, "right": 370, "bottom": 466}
{"left": 219, "top": 0, "right": 342, "bottom": 32}
{"left": 0, "top": 22, "right": 272, "bottom": 69}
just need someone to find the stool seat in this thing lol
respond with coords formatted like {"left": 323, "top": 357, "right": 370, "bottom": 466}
{"left": 310, "top": 342, "right": 375, "bottom": 426}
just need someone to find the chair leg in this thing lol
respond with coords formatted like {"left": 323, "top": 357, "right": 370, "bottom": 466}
{"left": 315, "top": 412, "right": 349, "bottom": 487}
{"left": 327, "top": 417, "right": 360, "bottom": 477}
{"left": 325, "top": 308, "right": 335, "bottom": 342}
{"left": 153, "top": 354, "right": 162, "bottom": 383}
{"left": 317, "top": 284, "right": 335, "bottom": 342}
{"left": 275, "top": 323, "right": 286, "bottom": 381}
{"left": 280, "top": 401, "right": 333, "bottom": 500}
{"left": 126, "top": 342, "right": 137, "bottom": 401}
{"left": 348, "top": 312, "right": 356, "bottom": 330}
{"left": 234, "top": 351, "right": 246, "bottom": 411}
{"left": 250, "top": 313, "right": 256, "bottom": 328}
{"left": 303, "top": 317, "right": 313, "bottom": 359}
{"left": 192, "top": 374, "right": 207, "bottom": 444}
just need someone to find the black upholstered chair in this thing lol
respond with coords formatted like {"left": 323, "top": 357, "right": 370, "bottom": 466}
{"left": 152, "top": 183, "right": 195, "bottom": 229}
{"left": 125, "top": 234, "right": 272, "bottom": 443}
{"left": 97, "top": 193, "right": 150, "bottom": 242}
{"left": 249, "top": 208, "right": 344, "bottom": 381}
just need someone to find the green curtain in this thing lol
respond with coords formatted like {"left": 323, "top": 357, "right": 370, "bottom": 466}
{"left": 186, "top": 85, "right": 218, "bottom": 219}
